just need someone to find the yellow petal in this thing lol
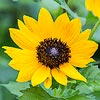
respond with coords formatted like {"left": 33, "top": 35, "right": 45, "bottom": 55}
{"left": 69, "top": 57, "right": 94, "bottom": 68}
{"left": 79, "top": 29, "right": 91, "bottom": 40}
{"left": 31, "top": 66, "right": 50, "bottom": 86}
{"left": 3, "top": 46, "right": 36, "bottom": 59}
{"left": 3, "top": 46, "right": 22, "bottom": 58}
{"left": 44, "top": 74, "right": 52, "bottom": 89}
{"left": 71, "top": 40, "right": 98, "bottom": 57}
{"left": 9, "top": 60, "right": 23, "bottom": 70}
{"left": 23, "top": 15, "right": 37, "bottom": 31}
{"left": 52, "top": 13, "right": 70, "bottom": 38}
{"left": 18, "top": 19, "right": 41, "bottom": 41}
{"left": 51, "top": 68, "right": 67, "bottom": 86}
{"left": 10, "top": 29, "right": 32, "bottom": 49}
{"left": 23, "top": 15, "right": 42, "bottom": 39}
{"left": 93, "top": 0, "right": 100, "bottom": 18}
{"left": 3, "top": 46, "right": 38, "bottom": 70}
{"left": 9, "top": 21, "right": 40, "bottom": 49}
{"left": 85, "top": 0, "right": 100, "bottom": 18}
{"left": 16, "top": 63, "right": 40, "bottom": 82}
{"left": 63, "top": 18, "right": 81, "bottom": 45}
{"left": 38, "top": 8, "right": 54, "bottom": 39}
{"left": 85, "top": 0, "right": 94, "bottom": 11}
{"left": 60, "top": 63, "right": 86, "bottom": 82}
{"left": 9, "top": 56, "right": 40, "bottom": 70}
{"left": 70, "top": 40, "right": 98, "bottom": 67}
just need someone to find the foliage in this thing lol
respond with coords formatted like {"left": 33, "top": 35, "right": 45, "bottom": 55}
{"left": 0, "top": 0, "right": 100, "bottom": 100}
{"left": 0, "top": 82, "right": 30, "bottom": 97}
{"left": 0, "top": 65, "right": 100, "bottom": 100}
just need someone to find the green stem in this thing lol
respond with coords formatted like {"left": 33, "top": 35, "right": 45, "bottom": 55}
{"left": 59, "top": 87, "right": 65, "bottom": 95}
{"left": 58, "top": 0, "right": 79, "bottom": 18}
{"left": 58, "top": 0, "right": 87, "bottom": 26}
{"left": 58, "top": 85, "right": 66, "bottom": 96}
{"left": 54, "top": 88, "right": 57, "bottom": 96}
{"left": 89, "top": 19, "right": 100, "bottom": 39}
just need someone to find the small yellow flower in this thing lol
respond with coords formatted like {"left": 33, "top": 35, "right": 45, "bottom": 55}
{"left": 85, "top": 0, "right": 100, "bottom": 18}
{"left": 3, "top": 8, "right": 98, "bottom": 89}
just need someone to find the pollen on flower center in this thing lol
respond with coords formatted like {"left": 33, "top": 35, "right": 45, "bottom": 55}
{"left": 36, "top": 38, "right": 71, "bottom": 69}
{"left": 47, "top": 47, "right": 59, "bottom": 56}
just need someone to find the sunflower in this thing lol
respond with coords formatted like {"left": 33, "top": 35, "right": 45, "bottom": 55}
{"left": 3, "top": 8, "right": 98, "bottom": 89}
{"left": 85, "top": 0, "right": 100, "bottom": 18}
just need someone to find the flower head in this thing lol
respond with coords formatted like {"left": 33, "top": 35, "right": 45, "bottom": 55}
{"left": 85, "top": 0, "right": 100, "bottom": 18}
{"left": 3, "top": 8, "right": 98, "bottom": 88}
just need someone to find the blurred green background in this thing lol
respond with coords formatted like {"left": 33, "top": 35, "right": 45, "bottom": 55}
{"left": 0, "top": 0, "right": 100, "bottom": 100}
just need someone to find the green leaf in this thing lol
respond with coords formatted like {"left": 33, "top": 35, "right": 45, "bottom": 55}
{"left": 68, "top": 0, "right": 88, "bottom": 17}
{"left": 76, "top": 82, "right": 94, "bottom": 94}
{"left": 76, "top": 65, "right": 100, "bottom": 93}
{"left": 0, "top": 81, "right": 30, "bottom": 97}
{"left": 80, "top": 65, "right": 100, "bottom": 81}
{"left": 63, "top": 88, "right": 79, "bottom": 99}
{"left": 18, "top": 86, "right": 65, "bottom": 100}
{"left": 33, "top": 0, "right": 41, "bottom": 2}
{"left": 0, "top": 86, "right": 16, "bottom": 100}
{"left": 43, "top": 65, "right": 100, "bottom": 100}
{"left": 41, "top": 83, "right": 79, "bottom": 99}
{"left": 61, "top": 65, "right": 100, "bottom": 99}
{"left": 88, "top": 80, "right": 100, "bottom": 91}
{"left": 68, "top": 95, "right": 91, "bottom": 100}
{"left": 93, "top": 91, "right": 100, "bottom": 100}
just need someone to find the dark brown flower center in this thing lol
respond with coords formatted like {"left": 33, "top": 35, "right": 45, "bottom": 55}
{"left": 36, "top": 38, "right": 71, "bottom": 69}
